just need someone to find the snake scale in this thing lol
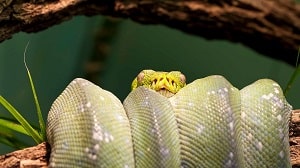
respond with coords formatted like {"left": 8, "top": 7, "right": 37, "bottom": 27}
{"left": 46, "top": 70, "right": 292, "bottom": 168}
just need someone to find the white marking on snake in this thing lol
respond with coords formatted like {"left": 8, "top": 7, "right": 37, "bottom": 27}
{"left": 278, "top": 128, "right": 284, "bottom": 139}
{"left": 256, "top": 142, "right": 263, "bottom": 151}
{"left": 218, "top": 88, "right": 223, "bottom": 93}
{"left": 79, "top": 104, "right": 85, "bottom": 112}
{"left": 110, "top": 134, "right": 114, "bottom": 141}
{"left": 272, "top": 96, "right": 279, "bottom": 102}
{"left": 220, "top": 93, "right": 226, "bottom": 98}
{"left": 196, "top": 124, "right": 205, "bottom": 134}
{"left": 116, "top": 115, "right": 124, "bottom": 121}
{"left": 229, "top": 122, "right": 234, "bottom": 131}
{"left": 104, "top": 137, "right": 109, "bottom": 143}
{"left": 262, "top": 93, "right": 274, "bottom": 100}
{"left": 100, "top": 96, "right": 105, "bottom": 101}
{"left": 160, "top": 147, "right": 170, "bottom": 156}
{"left": 94, "top": 144, "right": 100, "bottom": 151}
{"left": 62, "top": 142, "right": 69, "bottom": 149}
{"left": 49, "top": 162, "right": 56, "bottom": 167}
{"left": 93, "top": 124, "right": 103, "bottom": 141}
{"left": 224, "top": 87, "right": 228, "bottom": 92}
{"left": 241, "top": 112, "right": 246, "bottom": 120}
{"left": 92, "top": 111, "right": 98, "bottom": 122}
{"left": 261, "top": 94, "right": 268, "bottom": 100}
{"left": 86, "top": 102, "right": 91, "bottom": 108}
{"left": 188, "top": 102, "right": 193, "bottom": 106}
{"left": 274, "top": 87, "right": 280, "bottom": 94}
{"left": 276, "top": 99, "right": 284, "bottom": 109}
{"left": 279, "top": 150, "right": 284, "bottom": 158}
{"left": 277, "top": 114, "right": 282, "bottom": 121}
{"left": 104, "top": 132, "right": 114, "bottom": 143}
{"left": 247, "top": 133, "right": 253, "bottom": 140}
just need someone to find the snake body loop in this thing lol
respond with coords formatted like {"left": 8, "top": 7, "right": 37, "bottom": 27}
{"left": 170, "top": 75, "right": 241, "bottom": 167}
{"left": 124, "top": 87, "right": 181, "bottom": 167}
{"left": 47, "top": 72, "right": 292, "bottom": 168}
{"left": 47, "top": 79, "right": 134, "bottom": 167}
{"left": 240, "top": 79, "right": 291, "bottom": 167}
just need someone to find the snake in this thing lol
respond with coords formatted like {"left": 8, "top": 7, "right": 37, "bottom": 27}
{"left": 46, "top": 69, "right": 292, "bottom": 168}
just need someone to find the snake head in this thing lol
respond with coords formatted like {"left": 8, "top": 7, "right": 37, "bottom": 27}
{"left": 131, "top": 70, "right": 186, "bottom": 97}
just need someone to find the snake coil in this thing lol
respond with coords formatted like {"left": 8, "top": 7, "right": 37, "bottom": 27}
{"left": 47, "top": 74, "right": 292, "bottom": 168}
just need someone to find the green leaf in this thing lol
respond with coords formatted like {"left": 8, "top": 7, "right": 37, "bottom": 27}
{"left": 0, "top": 96, "right": 43, "bottom": 144}
{"left": 0, "top": 128, "right": 29, "bottom": 149}
{"left": 23, "top": 42, "right": 46, "bottom": 140}
{"left": 284, "top": 47, "right": 300, "bottom": 96}
{"left": 0, "top": 117, "right": 29, "bottom": 136}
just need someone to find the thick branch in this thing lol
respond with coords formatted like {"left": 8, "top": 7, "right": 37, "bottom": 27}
{"left": 1, "top": 110, "right": 300, "bottom": 167}
{"left": 0, "top": 0, "right": 299, "bottom": 66}
{"left": 0, "top": 142, "right": 48, "bottom": 168}
{"left": 290, "top": 110, "right": 300, "bottom": 167}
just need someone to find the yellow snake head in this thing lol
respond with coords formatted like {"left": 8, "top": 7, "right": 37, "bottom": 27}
{"left": 131, "top": 70, "right": 186, "bottom": 97}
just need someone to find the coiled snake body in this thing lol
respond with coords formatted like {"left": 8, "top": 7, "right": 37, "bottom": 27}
{"left": 46, "top": 70, "right": 292, "bottom": 168}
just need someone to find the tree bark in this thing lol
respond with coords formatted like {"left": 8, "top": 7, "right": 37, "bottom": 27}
{"left": 0, "top": 109, "right": 299, "bottom": 167}
{"left": 0, "top": 142, "right": 48, "bottom": 168}
{"left": 0, "top": 0, "right": 299, "bottom": 66}
{"left": 290, "top": 109, "right": 300, "bottom": 167}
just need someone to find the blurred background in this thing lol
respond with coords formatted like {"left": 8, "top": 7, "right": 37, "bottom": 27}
{"left": 0, "top": 14, "right": 299, "bottom": 154}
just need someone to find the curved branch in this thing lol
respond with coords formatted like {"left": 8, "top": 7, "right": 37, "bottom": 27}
{"left": 0, "top": 0, "right": 299, "bottom": 66}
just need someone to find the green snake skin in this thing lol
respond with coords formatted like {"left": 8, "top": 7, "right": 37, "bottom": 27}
{"left": 47, "top": 75, "right": 292, "bottom": 168}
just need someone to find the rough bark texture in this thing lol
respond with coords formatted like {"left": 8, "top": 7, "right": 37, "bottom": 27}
{"left": 0, "top": 0, "right": 299, "bottom": 66}
{"left": 0, "top": 142, "right": 48, "bottom": 168}
{"left": 290, "top": 109, "right": 300, "bottom": 167}
{"left": 0, "top": 110, "right": 299, "bottom": 167}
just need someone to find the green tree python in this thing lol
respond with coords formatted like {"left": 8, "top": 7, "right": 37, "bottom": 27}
{"left": 46, "top": 70, "right": 292, "bottom": 168}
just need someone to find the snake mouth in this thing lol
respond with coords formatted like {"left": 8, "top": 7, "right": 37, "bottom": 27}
{"left": 157, "top": 88, "right": 174, "bottom": 98}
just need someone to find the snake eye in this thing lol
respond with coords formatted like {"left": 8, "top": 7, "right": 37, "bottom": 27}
{"left": 137, "top": 72, "right": 145, "bottom": 84}
{"left": 180, "top": 74, "right": 186, "bottom": 84}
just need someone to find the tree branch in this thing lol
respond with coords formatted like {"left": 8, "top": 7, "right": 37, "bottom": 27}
{"left": 290, "top": 110, "right": 300, "bottom": 167}
{"left": 0, "top": 0, "right": 299, "bottom": 65}
{"left": 0, "top": 142, "right": 48, "bottom": 168}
